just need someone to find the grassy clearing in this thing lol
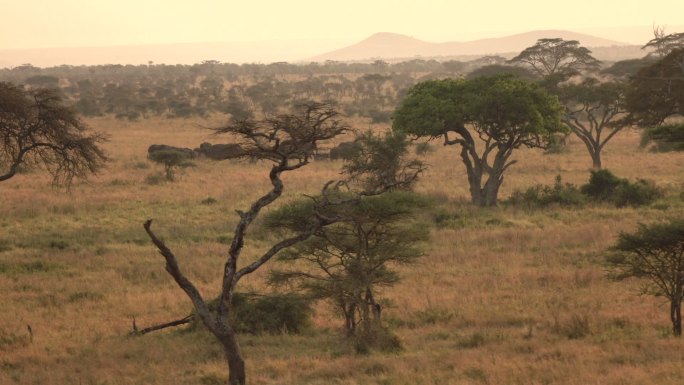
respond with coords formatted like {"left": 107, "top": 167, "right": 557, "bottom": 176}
{"left": 1, "top": 117, "right": 683, "bottom": 384}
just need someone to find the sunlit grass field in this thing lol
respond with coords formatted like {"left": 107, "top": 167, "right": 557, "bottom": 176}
{"left": 1, "top": 116, "right": 683, "bottom": 385}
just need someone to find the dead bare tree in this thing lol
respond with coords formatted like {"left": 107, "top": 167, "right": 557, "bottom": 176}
{"left": 143, "top": 103, "right": 348, "bottom": 385}
{"left": 0, "top": 82, "right": 107, "bottom": 184}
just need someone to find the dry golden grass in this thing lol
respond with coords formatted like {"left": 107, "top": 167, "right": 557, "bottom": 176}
{"left": 1, "top": 116, "right": 683, "bottom": 385}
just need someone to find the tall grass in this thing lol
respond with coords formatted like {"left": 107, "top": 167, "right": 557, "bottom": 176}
{"left": 1, "top": 117, "right": 683, "bottom": 384}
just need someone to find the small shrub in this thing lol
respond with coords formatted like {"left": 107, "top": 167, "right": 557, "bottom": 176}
{"left": 640, "top": 124, "right": 684, "bottom": 152}
{"left": 612, "top": 179, "right": 662, "bottom": 208}
{"left": 48, "top": 239, "right": 70, "bottom": 250}
{"left": 564, "top": 313, "right": 592, "bottom": 339}
{"left": 581, "top": 169, "right": 662, "bottom": 207}
{"left": 581, "top": 169, "right": 623, "bottom": 201}
{"left": 231, "top": 293, "right": 312, "bottom": 334}
{"left": 457, "top": 332, "right": 486, "bottom": 349}
{"left": 145, "top": 173, "right": 166, "bottom": 185}
{"left": 506, "top": 175, "right": 585, "bottom": 208}
{"left": 201, "top": 197, "right": 218, "bottom": 205}
{"left": 197, "top": 293, "right": 312, "bottom": 335}
{"left": 353, "top": 324, "right": 403, "bottom": 354}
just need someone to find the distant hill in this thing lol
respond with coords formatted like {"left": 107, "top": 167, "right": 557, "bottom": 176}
{"left": 0, "top": 29, "right": 652, "bottom": 69}
{"left": 310, "top": 30, "right": 641, "bottom": 62}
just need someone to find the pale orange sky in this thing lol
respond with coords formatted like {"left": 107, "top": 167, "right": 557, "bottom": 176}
{"left": 2, "top": 0, "right": 683, "bottom": 50}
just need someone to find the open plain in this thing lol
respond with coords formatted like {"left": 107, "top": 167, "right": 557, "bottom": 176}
{"left": 1, "top": 116, "right": 683, "bottom": 385}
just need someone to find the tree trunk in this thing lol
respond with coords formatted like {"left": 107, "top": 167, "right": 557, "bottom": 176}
{"left": 216, "top": 328, "right": 247, "bottom": 385}
{"left": 671, "top": 298, "right": 682, "bottom": 337}
{"left": 590, "top": 149, "right": 602, "bottom": 169}
{"left": 482, "top": 174, "right": 503, "bottom": 207}
{"left": 343, "top": 303, "right": 357, "bottom": 337}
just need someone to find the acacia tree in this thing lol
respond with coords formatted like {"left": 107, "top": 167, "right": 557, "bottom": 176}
{"left": 143, "top": 103, "right": 348, "bottom": 385}
{"left": 626, "top": 48, "right": 684, "bottom": 126}
{"left": 0, "top": 82, "right": 106, "bottom": 184}
{"left": 508, "top": 38, "right": 601, "bottom": 82}
{"left": 393, "top": 75, "right": 564, "bottom": 206}
{"left": 265, "top": 133, "right": 427, "bottom": 349}
{"left": 559, "top": 78, "right": 628, "bottom": 168}
{"left": 342, "top": 131, "right": 425, "bottom": 193}
{"left": 643, "top": 27, "right": 684, "bottom": 57}
{"left": 607, "top": 219, "right": 684, "bottom": 336}
{"left": 267, "top": 191, "right": 429, "bottom": 342}
{"left": 148, "top": 149, "right": 194, "bottom": 181}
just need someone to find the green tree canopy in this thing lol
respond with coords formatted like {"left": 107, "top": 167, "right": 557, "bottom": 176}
{"left": 266, "top": 190, "right": 430, "bottom": 342}
{"left": 607, "top": 218, "right": 684, "bottom": 336}
{"left": 626, "top": 48, "right": 684, "bottom": 126}
{"left": 148, "top": 149, "right": 194, "bottom": 181}
{"left": 559, "top": 78, "right": 627, "bottom": 168}
{"left": 393, "top": 75, "right": 564, "bottom": 206}
{"left": 0, "top": 82, "right": 106, "bottom": 184}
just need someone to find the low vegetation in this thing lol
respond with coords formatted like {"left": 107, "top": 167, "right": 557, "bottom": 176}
{"left": 1, "top": 115, "right": 683, "bottom": 385}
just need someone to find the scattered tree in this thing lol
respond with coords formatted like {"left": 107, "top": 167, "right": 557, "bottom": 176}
{"left": 393, "top": 75, "right": 564, "bottom": 206}
{"left": 626, "top": 48, "right": 684, "bottom": 126}
{"left": 508, "top": 38, "right": 601, "bottom": 82}
{"left": 643, "top": 27, "right": 684, "bottom": 57}
{"left": 0, "top": 82, "right": 106, "bottom": 184}
{"left": 559, "top": 78, "right": 628, "bottom": 168}
{"left": 640, "top": 123, "right": 684, "bottom": 151}
{"left": 342, "top": 131, "right": 425, "bottom": 194}
{"left": 581, "top": 169, "right": 662, "bottom": 208}
{"left": 148, "top": 149, "right": 195, "bottom": 181}
{"left": 143, "top": 103, "right": 348, "bottom": 385}
{"left": 266, "top": 190, "right": 430, "bottom": 349}
{"left": 607, "top": 218, "right": 684, "bottom": 336}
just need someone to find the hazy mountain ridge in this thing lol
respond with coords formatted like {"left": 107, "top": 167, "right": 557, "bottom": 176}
{"left": 310, "top": 30, "right": 638, "bottom": 62}
{"left": 0, "top": 29, "right": 656, "bottom": 69}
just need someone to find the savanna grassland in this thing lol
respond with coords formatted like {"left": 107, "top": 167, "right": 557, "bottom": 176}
{"left": 1, "top": 115, "right": 683, "bottom": 385}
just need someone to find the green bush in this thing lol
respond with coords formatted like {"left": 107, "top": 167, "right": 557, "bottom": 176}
{"left": 352, "top": 324, "right": 403, "bottom": 354}
{"left": 580, "top": 169, "right": 623, "bottom": 201}
{"left": 581, "top": 169, "right": 662, "bottom": 207}
{"left": 640, "top": 124, "right": 684, "bottom": 152}
{"left": 196, "top": 293, "right": 312, "bottom": 335}
{"left": 612, "top": 179, "right": 662, "bottom": 208}
{"left": 231, "top": 292, "right": 312, "bottom": 334}
{"left": 506, "top": 175, "right": 585, "bottom": 208}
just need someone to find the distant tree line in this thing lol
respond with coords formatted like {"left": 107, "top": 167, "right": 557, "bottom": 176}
{"left": 0, "top": 58, "right": 502, "bottom": 122}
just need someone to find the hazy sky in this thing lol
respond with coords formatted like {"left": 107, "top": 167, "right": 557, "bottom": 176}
{"left": 2, "top": 0, "right": 683, "bottom": 49}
